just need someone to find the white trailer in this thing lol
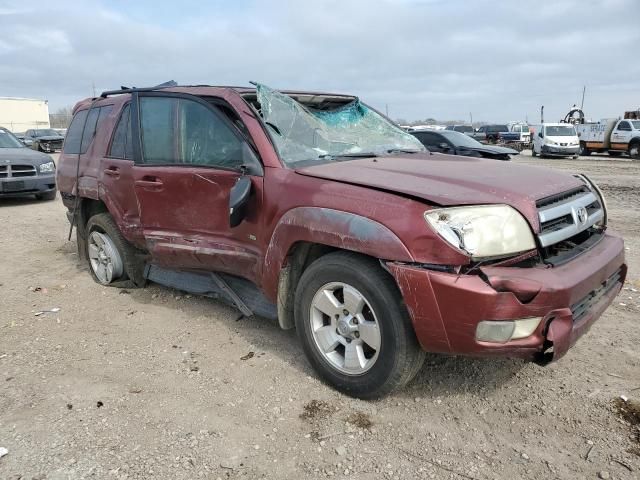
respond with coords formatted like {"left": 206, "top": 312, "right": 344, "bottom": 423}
{"left": 0, "top": 97, "right": 50, "bottom": 133}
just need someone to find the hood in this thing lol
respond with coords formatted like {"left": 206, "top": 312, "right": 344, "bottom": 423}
{"left": 469, "top": 144, "right": 518, "bottom": 155}
{"left": 295, "top": 153, "right": 585, "bottom": 232}
{"left": 0, "top": 147, "right": 53, "bottom": 166}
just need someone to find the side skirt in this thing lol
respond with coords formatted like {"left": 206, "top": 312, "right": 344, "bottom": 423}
{"left": 144, "top": 264, "right": 278, "bottom": 320}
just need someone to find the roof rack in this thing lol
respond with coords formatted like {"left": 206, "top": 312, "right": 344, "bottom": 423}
{"left": 100, "top": 80, "right": 179, "bottom": 98}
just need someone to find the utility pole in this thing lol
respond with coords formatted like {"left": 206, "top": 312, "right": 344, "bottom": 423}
{"left": 469, "top": 112, "right": 473, "bottom": 126}
{"left": 580, "top": 85, "right": 586, "bottom": 110}
{"left": 385, "top": 104, "right": 389, "bottom": 117}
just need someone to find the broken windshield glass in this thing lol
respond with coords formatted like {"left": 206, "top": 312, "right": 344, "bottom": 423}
{"left": 255, "top": 83, "right": 425, "bottom": 165}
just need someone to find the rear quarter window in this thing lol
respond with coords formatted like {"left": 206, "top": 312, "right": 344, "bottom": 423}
{"left": 62, "top": 109, "right": 89, "bottom": 154}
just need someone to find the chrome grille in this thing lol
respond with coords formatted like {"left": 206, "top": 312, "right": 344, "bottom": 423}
{"left": 537, "top": 186, "right": 604, "bottom": 248}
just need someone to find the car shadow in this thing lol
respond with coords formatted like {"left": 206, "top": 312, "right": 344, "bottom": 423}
{"left": 0, "top": 196, "right": 44, "bottom": 206}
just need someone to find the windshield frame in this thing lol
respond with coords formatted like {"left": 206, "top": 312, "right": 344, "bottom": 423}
{"left": 0, "top": 129, "right": 26, "bottom": 148}
{"left": 252, "top": 85, "right": 426, "bottom": 168}
{"left": 33, "top": 129, "right": 60, "bottom": 137}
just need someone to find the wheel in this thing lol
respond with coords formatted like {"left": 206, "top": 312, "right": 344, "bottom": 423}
{"left": 35, "top": 190, "right": 56, "bottom": 201}
{"left": 579, "top": 143, "right": 591, "bottom": 156}
{"left": 628, "top": 141, "right": 640, "bottom": 160}
{"left": 295, "top": 251, "right": 425, "bottom": 399}
{"left": 607, "top": 151, "right": 622, "bottom": 157}
{"left": 85, "top": 213, "right": 145, "bottom": 287}
{"left": 531, "top": 146, "right": 537, "bottom": 157}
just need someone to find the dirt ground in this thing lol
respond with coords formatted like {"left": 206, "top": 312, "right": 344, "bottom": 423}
{"left": 1, "top": 152, "right": 638, "bottom": 480}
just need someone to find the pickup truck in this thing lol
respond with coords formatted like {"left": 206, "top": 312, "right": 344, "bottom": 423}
{"left": 576, "top": 117, "right": 640, "bottom": 159}
{"left": 56, "top": 83, "right": 626, "bottom": 398}
{"left": 471, "top": 124, "right": 518, "bottom": 143}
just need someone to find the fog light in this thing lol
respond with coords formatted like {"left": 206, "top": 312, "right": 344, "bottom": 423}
{"left": 476, "top": 317, "right": 542, "bottom": 343}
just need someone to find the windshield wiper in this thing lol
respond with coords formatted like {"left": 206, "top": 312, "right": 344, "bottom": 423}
{"left": 386, "top": 148, "right": 422, "bottom": 154}
{"left": 318, "top": 152, "right": 379, "bottom": 161}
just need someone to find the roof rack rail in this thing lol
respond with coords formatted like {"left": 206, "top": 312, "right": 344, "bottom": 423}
{"left": 100, "top": 80, "right": 178, "bottom": 98}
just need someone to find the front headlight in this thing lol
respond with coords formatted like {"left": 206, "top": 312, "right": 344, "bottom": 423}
{"left": 424, "top": 205, "right": 536, "bottom": 260}
{"left": 548, "top": 140, "right": 558, "bottom": 146}
{"left": 39, "top": 161, "right": 55, "bottom": 173}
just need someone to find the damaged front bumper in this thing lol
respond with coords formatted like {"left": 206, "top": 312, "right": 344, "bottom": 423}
{"left": 388, "top": 231, "right": 626, "bottom": 363}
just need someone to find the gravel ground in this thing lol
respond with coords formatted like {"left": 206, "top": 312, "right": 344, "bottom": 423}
{"left": 0, "top": 152, "right": 638, "bottom": 480}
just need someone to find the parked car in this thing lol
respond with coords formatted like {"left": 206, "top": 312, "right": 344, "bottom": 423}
{"left": 509, "top": 123, "right": 531, "bottom": 144}
{"left": 411, "top": 129, "right": 518, "bottom": 160}
{"left": 57, "top": 83, "right": 625, "bottom": 398}
{"left": 471, "top": 124, "right": 511, "bottom": 143}
{"left": 23, "top": 128, "right": 65, "bottom": 153}
{"left": 531, "top": 123, "right": 580, "bottom": 158}
{"left": 445, "top": 125, "right": 474, "bottom": 135}
{"left": 0, "top": 127, "right": 57, "bottom": 200}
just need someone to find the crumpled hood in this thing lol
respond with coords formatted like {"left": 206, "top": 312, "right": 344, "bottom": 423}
{"left": 471, "top": 144, "right": 518, "bottom": 155}
{"left": 295, "top": 153, "right": 585, "bottom": 232}
{"left": 35, "top": 135, "right": 64, "bottom": 141}
{"left": 0, "top": 147, "right": 53, "bottom": 166}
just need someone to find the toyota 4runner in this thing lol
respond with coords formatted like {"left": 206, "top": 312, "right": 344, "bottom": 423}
{"left": 56, "top": 83, "right": 626, "bottom": 398}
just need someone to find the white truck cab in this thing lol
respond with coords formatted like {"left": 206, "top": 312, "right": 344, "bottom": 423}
{"left": 509, "top": 123, "right": 531, "bottom": 143}
{"left": 531, "top": 123, "right": 579, "bottom": 158}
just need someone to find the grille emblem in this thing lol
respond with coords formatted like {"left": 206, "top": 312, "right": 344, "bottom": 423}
{"left": 576, "top": 206, "right": 588, "bottom": 224}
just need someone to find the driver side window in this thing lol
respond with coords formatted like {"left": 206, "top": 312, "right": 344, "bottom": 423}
{"left": 139, "top": 96, "right": 254, "bottom": 169}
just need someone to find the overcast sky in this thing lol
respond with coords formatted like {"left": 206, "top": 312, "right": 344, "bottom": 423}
{"left": 1, "top": 0, "right": 639, "bottom": 123}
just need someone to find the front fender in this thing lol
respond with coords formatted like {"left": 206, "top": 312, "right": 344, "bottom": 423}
{"left": 262, "top": 207, "right": 414, "bottom": 300}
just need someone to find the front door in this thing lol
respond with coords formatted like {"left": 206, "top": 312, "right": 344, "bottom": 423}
{"left": 130, "top": 93, "right": 264, "bottom": 281}
{"left": 611, "top": 121, "right": 632, "bottom": 150}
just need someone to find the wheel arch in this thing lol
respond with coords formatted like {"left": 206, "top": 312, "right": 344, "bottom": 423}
{"left": 265, "top": 207, "right": 414, "bottom": 329}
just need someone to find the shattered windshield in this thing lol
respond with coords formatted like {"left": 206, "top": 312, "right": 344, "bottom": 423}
{"left": 255, "top": 83, "right": 425, "bottom": 166}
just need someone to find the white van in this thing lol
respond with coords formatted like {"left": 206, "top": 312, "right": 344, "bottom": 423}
{"left": 531, "top": 123, "right": 579, "bottom": 158}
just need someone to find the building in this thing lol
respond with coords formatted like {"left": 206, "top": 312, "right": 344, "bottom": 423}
{"left": 0, "top": 97, "right": 50, "bottom": 132}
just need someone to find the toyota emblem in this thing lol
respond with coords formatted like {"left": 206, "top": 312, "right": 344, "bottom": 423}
{"left": 576, "top": 206, "right": 588, "bottom": 224}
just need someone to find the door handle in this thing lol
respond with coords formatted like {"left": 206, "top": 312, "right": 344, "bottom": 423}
{"left": 135, "top": 176, "right": 163, "bottom": 191}
{"left": 103, "top": 167, "right": 120, "bottom": 178}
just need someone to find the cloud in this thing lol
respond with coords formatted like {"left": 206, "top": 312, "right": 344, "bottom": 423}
{"left": 0, "top": 0, "right": 638, "bottom": 122}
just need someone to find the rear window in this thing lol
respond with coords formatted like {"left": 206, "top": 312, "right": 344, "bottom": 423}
{"left": 62, "top": 109, "right": 89, "bottom": 154}
{"left": 80, "top": 106, "right": 113, "bottom": 154}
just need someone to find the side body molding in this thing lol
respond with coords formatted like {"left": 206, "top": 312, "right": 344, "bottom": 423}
{"left": 262, "top": 207, "right": 414, "bottom": 300}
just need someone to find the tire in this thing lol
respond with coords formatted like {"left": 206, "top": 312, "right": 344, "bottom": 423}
{"left": 629, "top": 140, "right": 640, "bottom": 160}
{"left": 295, "top": 251, "right": 425, "bottom": 399}
{"left": 35, "top": 190, "right": 56, "bottom": 201}
{"left": 531, "top": 146, "right": 537, "bottom": 157}
{"left": 579, "top": 143, "right": 591, "bottom": 156}
{"left": 85, "top": 213, "right": 146, "bottom": 288}
{"left": 607, "top": 151, "right": 622, "bottom": 157}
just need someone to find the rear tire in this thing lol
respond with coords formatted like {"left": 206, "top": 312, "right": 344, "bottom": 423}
{"left": 85, "top": 213, "right": 146, "bottom": 287}
{"left": 35, "top": 190, "right": 56, "bottom": 201}
{"left": 628, "top": 140, "right": 640, "bottom": 160}
{"left": 579, "top": 143, "right": 591, "bottom": 156}
{"left": 295, "top": 251, "right": 425, "bottom": 399}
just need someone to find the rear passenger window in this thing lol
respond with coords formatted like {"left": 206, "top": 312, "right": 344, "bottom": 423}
{"left": 109, "top": 104, "right": 133, "bottom": 159}
{"left": 79, "top": 105, "right": 112, "bottom": 154}
{"left": 62, "top": 109, "right": 89, "bottom": 154}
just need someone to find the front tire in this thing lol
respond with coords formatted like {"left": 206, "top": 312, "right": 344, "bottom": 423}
{"left": 295, "top": 252, "right": 425, "bottom": 399}
{"left": 85, "top": 213, "right": 145, "bottom": 287}
{"left": 531, "top": 146, "right": 537, "bottom": 157}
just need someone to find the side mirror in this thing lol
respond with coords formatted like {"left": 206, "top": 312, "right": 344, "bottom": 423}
{"left": 538, "top": 132, "right": 543, "bottom": 138}
{"left": 229, "top": 176, "right": 252, "bottom": 228}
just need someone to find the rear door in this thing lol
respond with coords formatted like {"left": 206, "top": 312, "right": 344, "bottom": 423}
{"left": 130, "top": 92, "right": 264, "bottom": 280}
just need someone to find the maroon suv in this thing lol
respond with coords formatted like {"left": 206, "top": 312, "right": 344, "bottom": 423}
{"left": 57, "top": 83, "right": 626, "bottom": 398}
